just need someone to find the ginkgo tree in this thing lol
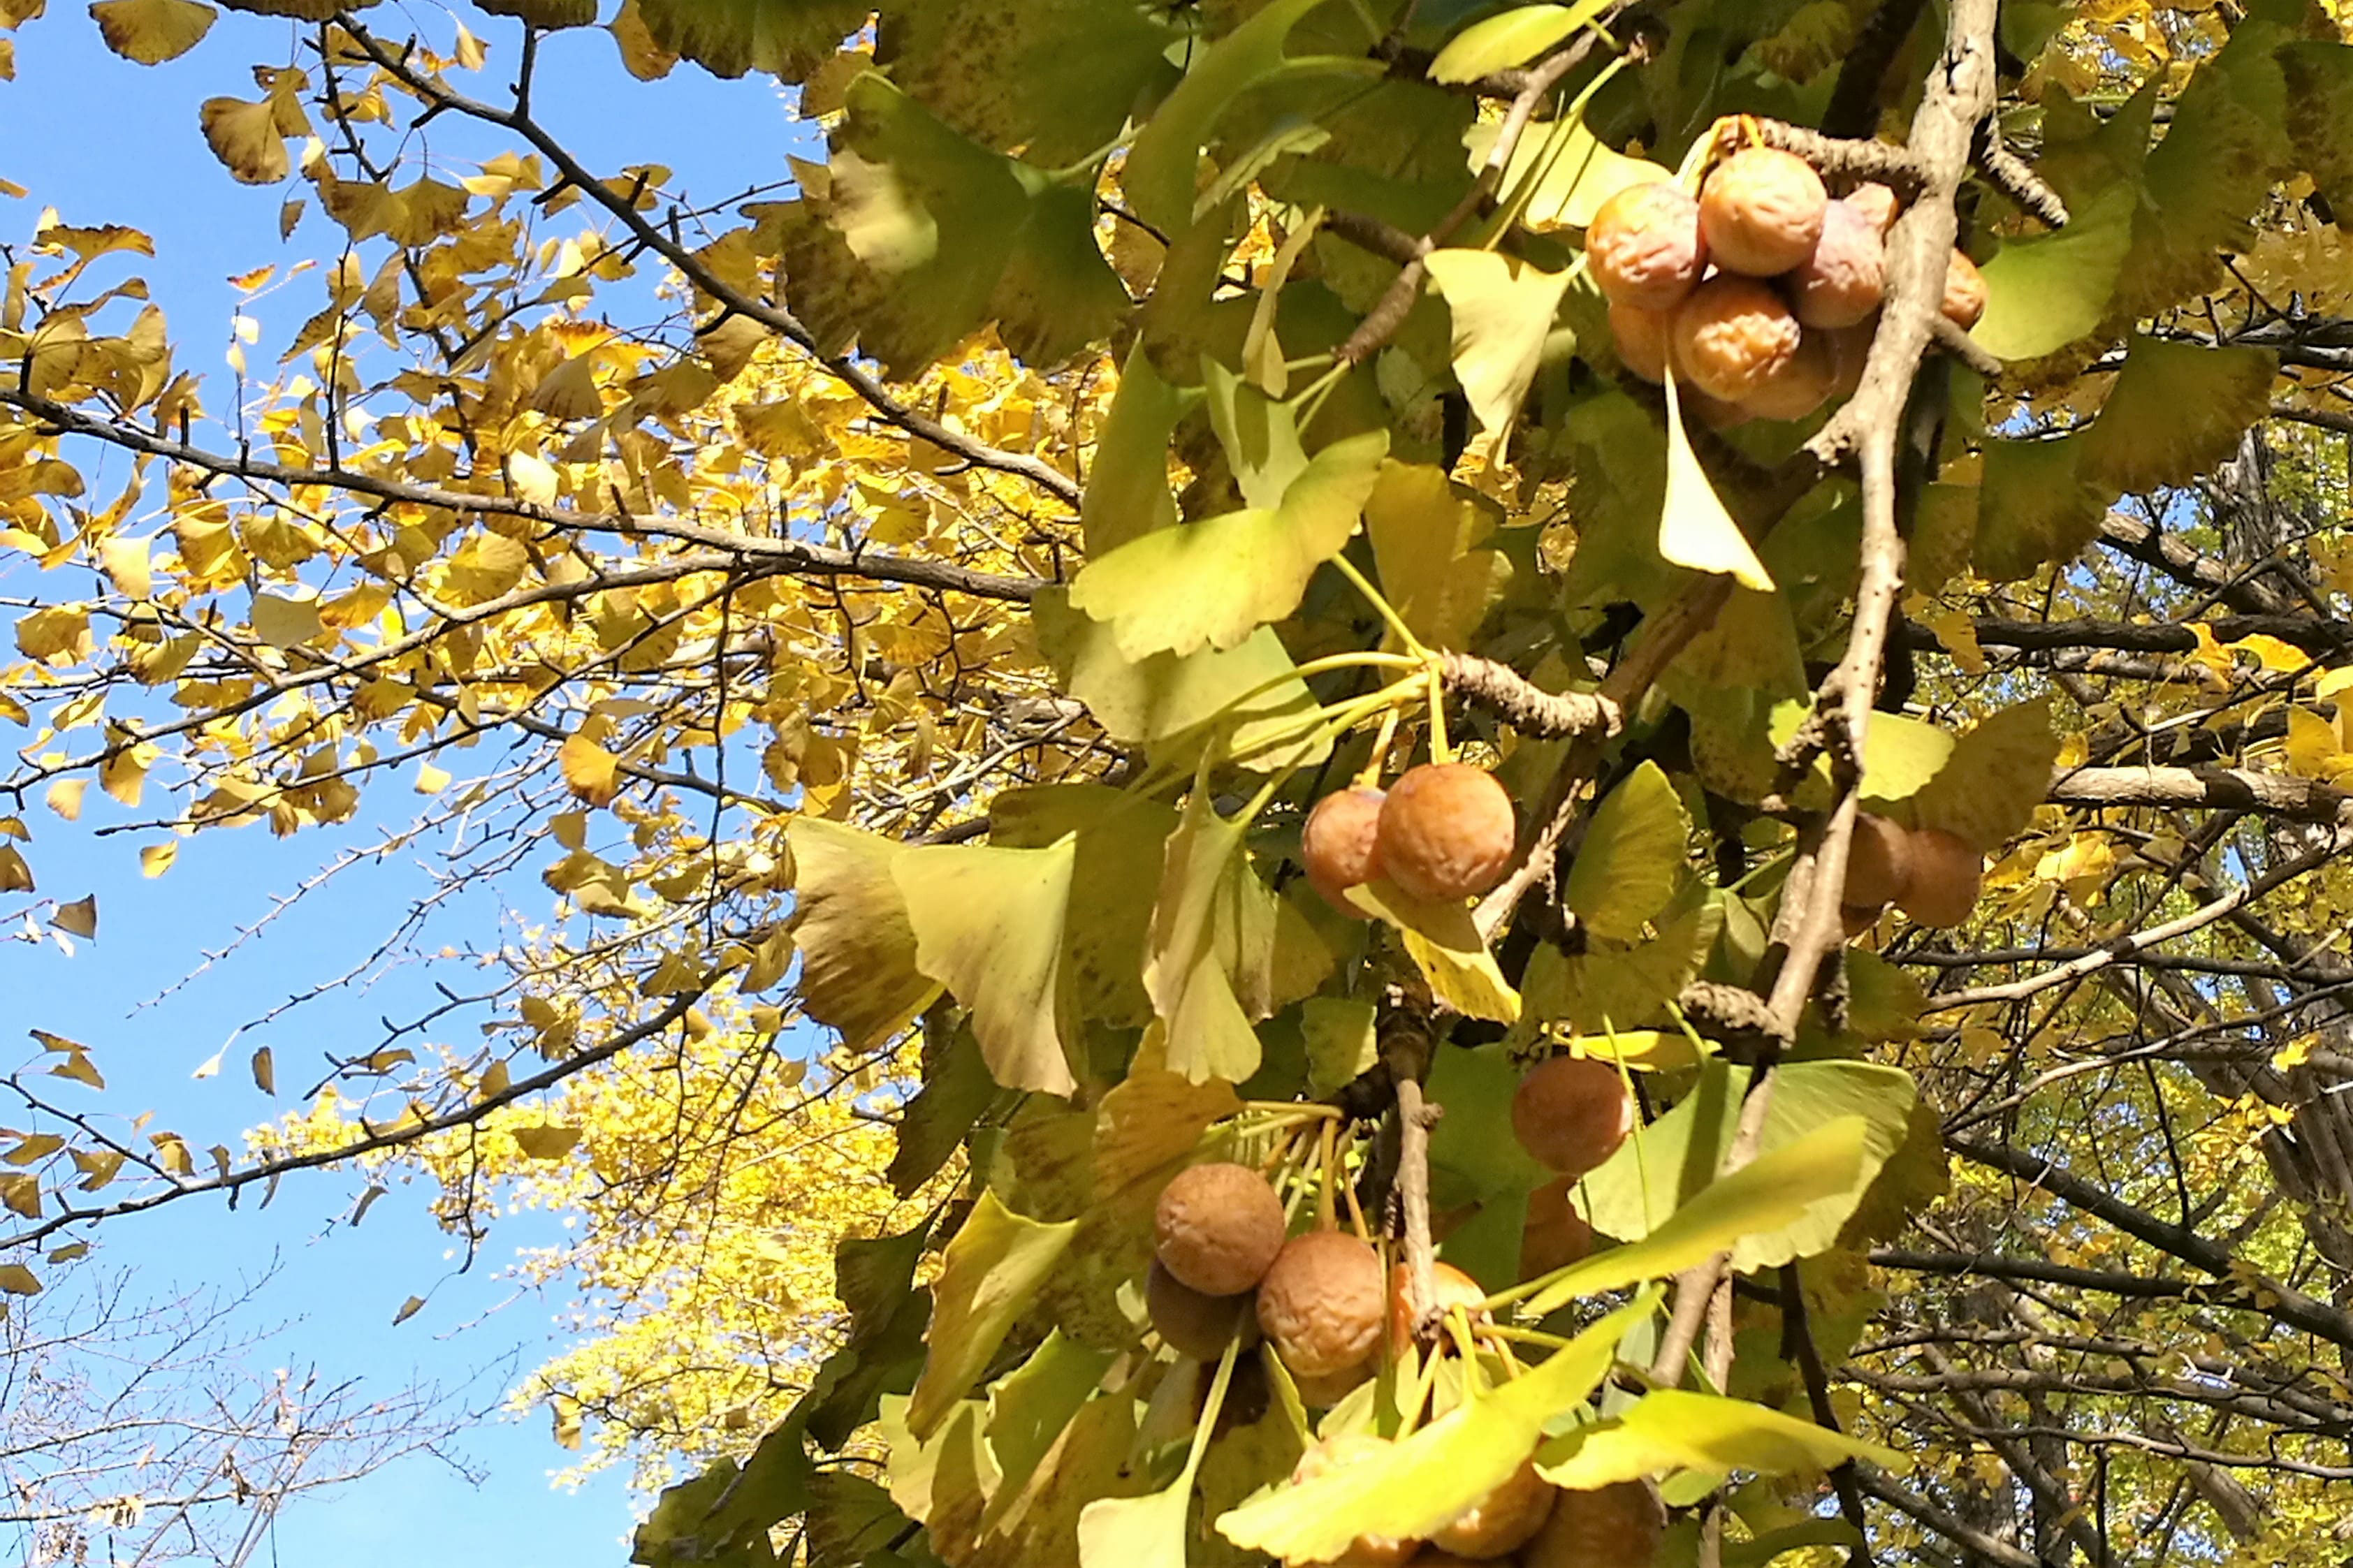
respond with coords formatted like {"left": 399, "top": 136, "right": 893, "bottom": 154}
{"left": 9, "top": 0, "right": 2353, "bottom": 1563}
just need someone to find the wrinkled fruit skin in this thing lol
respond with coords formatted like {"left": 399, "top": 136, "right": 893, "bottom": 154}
{"left": 1789, "top": 197, "right": 1886, "bottom": 329}
{"left": 1387, "top": 1259, "right": 1489, "bottom": 1356}
{"left": 1698, "top": 147, "right": 1827, "bottom": 277}
{"left": 1510, "top": 1055, "right": 1635, "bottom": 1179}
{"left": 1740, "top": 330, "right": 1839, "bottom": 423}
{"left": 1521, "top": 1175, "right": 1593, "bottom": 1277}
{"left": 1585, "top": 182, "right": 1708, "bottom": 311}
{"left": 1520, "top": 1480, "right": 1668, "bottom": 1568}
{"left": 1146, "top": 1259, "right": 1251, "bottom": 1361}
{"left": 1942, "top": 249, "right": 1988, "bottom": 329}
{"left": 1845, "top": 180, "right": 1901, "bottom": 235}
{"left": 1671, "top": 274, "right": 1802, "bottom": 404}
{"left": 1258, "top": 1230, "right": 1386, "bottom": 1378}
{"left": 1608, "top": 299, "right": 1674, "bottom": 384}
{"left": 1844, "top": 812, "right": 1914, "bottom": 909}
{"left": 1286, "top": 1435, "right": 1420, "bottom": 1568}
{"left": 1376, "top": 763, "right": 1518, "bottom": 904}
{"left": 1432, "top": 1460, "right": 1557, "bottom": 1558}
{"left": 1304, "top": 786, "right": 1387, "bottom": 918}
{"left": 1896, "top": 826, "right": 1983, "bottom": 928}
{"left": 1155, "top": 1162, "right": 1287, "bottom": 1298}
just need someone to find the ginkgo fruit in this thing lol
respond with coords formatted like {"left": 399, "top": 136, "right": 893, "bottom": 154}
{"left": 1697, "top": 147, "right": 1828, "bottom": 277}
{"left": 1520, "top": 1175, "right": 1593, "bottom": 1277}
{"left": 1284, "top": 1435, "right": 1420, "bottom": 1567}
{"left": 1510, "top": 1056, "right": 1634, "bottom": 1179}
{"left": 1942, "top": 249, "right": 1988, "bottom": 329}
{"left": 1740, "top": 330, "right": 1840, "bottom": 423}
{"left": 1789, "top": 196, "right": 1887, "bottom": 328}
{"left": 1585, "top": 182, "right": 1709, "bottom": 311}
{"left": 1257, "top": 1229, "right": 1386, "bottom": 1378}
{"left": 1670, "top": 275, "right": 1802, "bottom": 404}
{"left": 1844, "top": 812, "right": 1914, "bottom": 909}
{"left": 1432, "top": 1459, "right": 1557, "bottom": 1558}
{"left": 1302, "top": 786, "right": 1387, "bottom": 916}
{"left": 1520, "top": 1479, "right": 1668, "bottom": 1568}
{"left": 1155, "top": 1162, "right": 1287, "bottom": 1298}
{"left": 1607, "top": 299, "right": 1674, "bottom": 384}
{"left": 1895, "top": 826, "right": 1983, "bottom": 928}
{"left": 1386, "top": 1259, "right": 1489, "bottom": 1355}
{"left": 1146, "top": 1259, "right": 1251, "bottom": 1361}
{"left": 1844, "top": 180, "right": 1901, "bottom": 235}
{"left": 1375, "top": 763, "right": 1517, "bottom": 904}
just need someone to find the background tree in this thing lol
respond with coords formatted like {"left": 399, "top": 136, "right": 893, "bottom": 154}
{"left": 8, "top": 0, "right": 2353, "bottom": 1565}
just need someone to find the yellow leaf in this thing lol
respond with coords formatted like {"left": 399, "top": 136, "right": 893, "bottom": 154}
{"left": 0, "top": 1173, "right": 39, "bottom": 1219}
{"left": 251, "top": 1045, "right": 275, "bottom": 1094}
{"left": 252, "top": 589, "right": 324, "bottom": 648}
{"left": 100, "top": 534, "right": 153, "bottom": 597}
{"left": 139, "top": 840, "right": 177, "bottom": 878}
{"left": 51, "top": 894, "right": 96, "bottom": 937}
{"left": 511, "top": 1124, "right": 582, "bottom": 1160}
{"left": 559, "top": 731, "right": 622, "bottom": 807}
{"left": 45, "top": 777, "right": 86, "bottom": 822}
{"left": 89, "top": 0, "right": 216, "bottom": 64}
{"left": 392, "top": 1295, "right": 426, "bottom": 1325}
{"left": 0, "top": 1264, "right": 40, "bottom": 1296}
{"left": 15, "top": 604, "right": 90, "bottom": 662}
{"left": 0, "top": 845, "right": 32, "bottom": 893}
{"left": 2287, "top": 707, "right": 2341, "bottom": 779}
{"left": 508, "top": 450, "right": 560, "bottom": 506}
{"left": 415, "top": 761, "right": 451, "bottom": 794}
{"left": 50, "top": 1051, "right": 103, "bottom": 1090}
{"left": 1660, "top": 381, "right": 1772, "bottom": 591}
{"left": 198, "top": 95, "right": 289, "bottom": 184}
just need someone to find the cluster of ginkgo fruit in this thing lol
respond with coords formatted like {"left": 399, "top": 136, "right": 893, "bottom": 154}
{"left": 1585, "top": 145, "right": 1986, "bottom": 425}
{"left": 1148, "top": 1046, "right": 1655, "bottom": 1563}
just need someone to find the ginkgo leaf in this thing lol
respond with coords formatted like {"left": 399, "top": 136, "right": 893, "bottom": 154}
{"left": 2076, "top": 335, "right": 2278, "bottom": 496}
{"left": 1909, "top": 698, "right": 2059, "bottom": 854}
{"left": 0, "top": 1264, "right": 41, "bottom": 1296}
{"left": 895, "top": 838, "right": 1083, "bottom": 1097}
{"left": 1561, "top": 761, "right": 1689, "bottom": 942}
{"left": 1538, "top": 1389, "right": 1907, "bottom": 1491}
{"left": 250, "top": 1045, "right": 274, "bottom": 1094}
{"left": 989, "top": 784, "right": 1176, "bottom": 1028}
{"left": 1363, "top": 460, "right": 1510, "bottom": 653}
{"left": 1659, "top": 381, "right": 1772, "bottom": 591}
{"left": 1423, "top": 249, "right": 1570, "bottom": 448}
{"left": 1972, "top": 183, "right": 2135, "bottom": 361}
{"left": 0, "top": 847, "right": 34, "bottom": 894}
{"left": 511, "top": 1124, "right": 583, "bottom": 1159}
{"left": 89, "top": 0, "right": 215, "bottom": 64}
{"left": 609, "top": 0, "right": 678, "bottom": 79}
{"left": 474, "top": 0, "right": 596, "bottom": 27}
{"left": 1471, "top": 116, "right": 1672, "bottom": 233}
{"left": 1080, "top": 344, "right": 1195, "bottom": 555}
{"left": 558, "top": 731, "right": 622, "bottom": 807}
{"left": 1346, "top": 881, "right": 1520, "bottom": 1025}
{"left": 1121, "top": 0, "right": 1331, "bottom": 235}
{"left": 637, "top": 0, "right": 867, "bottom": 80}
{"left": 251, "top": 589, "right": 323, "bottom": 649}
{"left": 907, "top": 1190, "right": 1077, "bottom": 1438}
{"left": 1201, "top": 358, "right": 1309, "bottom": 509}
{"left": 198, "top": 96, "right": 289, "bottom": 184}
{"left": 99, "top": 535, "right": 152, "bottom": 599}
{"left": 788, "top": 820, "right": 940, "bottom": 1053}
{"left": 1520, "top": 896, "right": 1721, "bottom": 1035}
{"left": 51, "top": 895, "right": 97, "bottom": 939}
{"left": 1068, "top": 430, "right": 1387, "bottom": 660}
{"left": 1971, "top": 432, "right": 2104, "bottom": 582}
{"left": 1428, "top": 0, "right": 1616, "bottom": 83}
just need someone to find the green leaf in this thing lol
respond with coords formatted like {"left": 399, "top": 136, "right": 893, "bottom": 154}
{"left": 1214, "top": 1293, "right": 1659, "bottom": 1562}
{"left": 908, "top": 1191, "right": 1080, "bottom": 1439}
{"left": 1363, "top": 459, "right": 1513, "bottom": 654}
{"left": 1428, "top": 0, "right": 1616, "bottom": 83}
{"left": 882, "top": 1397, "right": 1000, "bottom": 1560}
{"left": 1562, "top": 761, "right": 1689, "bottom": 942}
{"left": 2282, "top": 41, "right": 2353, "bottom": 213}
{"left": 637, "top": 0, "right": 867, "bottom": 80}
{"left": 781, "top": 74, "right": 1130, "bottom": 376}
{"left": 1081, "top": 345, "right": 1197, "bottom": 555}
{"left": 1970, "top": 431, "right": 2104, "bottom": 582}
{"left": 2076, "top": 335, "right": 2279, "bottom": 496}
{"left": 1423, "top": 249, "right": 1571, "bottom": 448}
{"left": 889, "top": 1023, "right": 998, "bottom": 1198}
{"left": 1466, "top": 112, "right": 1670, "bottom": 233}
{"left": 990, "top": 784, "right": 1181, "bottom": 1028}
{"left": 1426, "top": 1041, "right": 1554, "bottom": 1207}
{"left": 1972, "top": 182, "right": 2135, "bottom": 361}
{"left": 1575, "top": 1061, "right": 1918, "bottom": 1274}
{"left": 982, "top": 1332, "right": 1118, "bottom": 1530}
{"left": 1346, "top": 881, "right": 1522, "bottom": 1024}
{"left": 875, "top": 0, "right": 1181, "bottom": 165}
{"left": 1144, "top": 791, "right": 1332, "bottom": 1083}
{"left": 789, "top": 821, "right": 942, "bottom": 1053}
{"left": 1202, "top": 358, "right": 1309, "bottom": 509}
{"left": 1537, "top": 1389, "right": 1908, "bottom": 1492}
{"left": 1764, "top": 705, "right": 1954, "bottom": 811}
{"left": 1301, "top": 996, "right": 1379, "bottom": 1097}
{"left": 895, "top": 839, "right": 1082, "bottom": 1097}
{"left": 1079, "top": 1346, "right": 1237, "bottom": 1568}
{"left": 1069, "top": 430, "right": 1387, "bottom": 660}
{"left": 1521, "top": 895, "right": 1722, "bottom": 1035}
{"left": 1033, "top": 589, "right": 1331, "bottom": 772}
{"left": 1909, "top": 697, "right": 2059, "bottom": 855}
{"left": 1661, "top": 381, "right": 1772, "bottom": 591}
{"left": 1123, "top": 0, "right": 1348, "bottom": 236}
{"left": 1520, "top": 1116, "right": 1877, "bottom": 1316}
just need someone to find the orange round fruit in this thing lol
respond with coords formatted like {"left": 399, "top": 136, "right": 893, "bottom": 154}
{"left": 1257, "top": 1230, "right": 1386, "bottom": 1378}
{"left": 1740, "top": 329, "right": 1840, "bottom": 423}
{"left": 1303, "top": 786, "right": 1387, "bottom": 917}
{"left": 1432, "top": 1460, "right": 1557, "bottom": 1558}
{"left": 1670, "top": 274, "right": 1802, "bottom": 404}
{"left": 1942, "top": 249, "right": 1988, "bottom": 329}
{"left": 1375, "top": 763, "right": 1517, "bottom": 904}
{"left": 1698, "top": 147, "right": 1828, "bottom": 277}
{"left": 1154, "top": 1162, "right": 1287, "bottom": 1298}
{"left": 1386, "top": 1259, "right": 1489, "bottom": 1356}
{"left": 1789, "top": 197, "right": 1886, "bottom": 329}
{"left": 1285, "top": 1435, "right": 1421, "bottom": 1567}
{"left": 1844, "top": 812, "right": 1914, "bottom": 909}
{"left": 1608, "top": 299, "right": 1675, "bottom": 384}
{"left": 1146, "top": 1259, "right": 1252, "bottom": 1361}
{"left": 1585, "top": 182, "right": 1709, "bottom": 312}
{"left": 1895, "top": 826, "right": 1983, "bottom": 928}
{"left": 1845, "top": 181, "right": 1901, "bottom": 235}
{"left": 1521, "top": 1175, "right": 1594, "bottom": 1277}
{"left": 1520, "top": 1480, "right": 1668, "bottom": 1568}
{"left": 1510, "top": 1056, "right": 1635, "bottom": 1180}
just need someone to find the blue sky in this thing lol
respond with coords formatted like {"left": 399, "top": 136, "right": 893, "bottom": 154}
{"left": 0, "top": 6, "right": 821, "bottom": 1561}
